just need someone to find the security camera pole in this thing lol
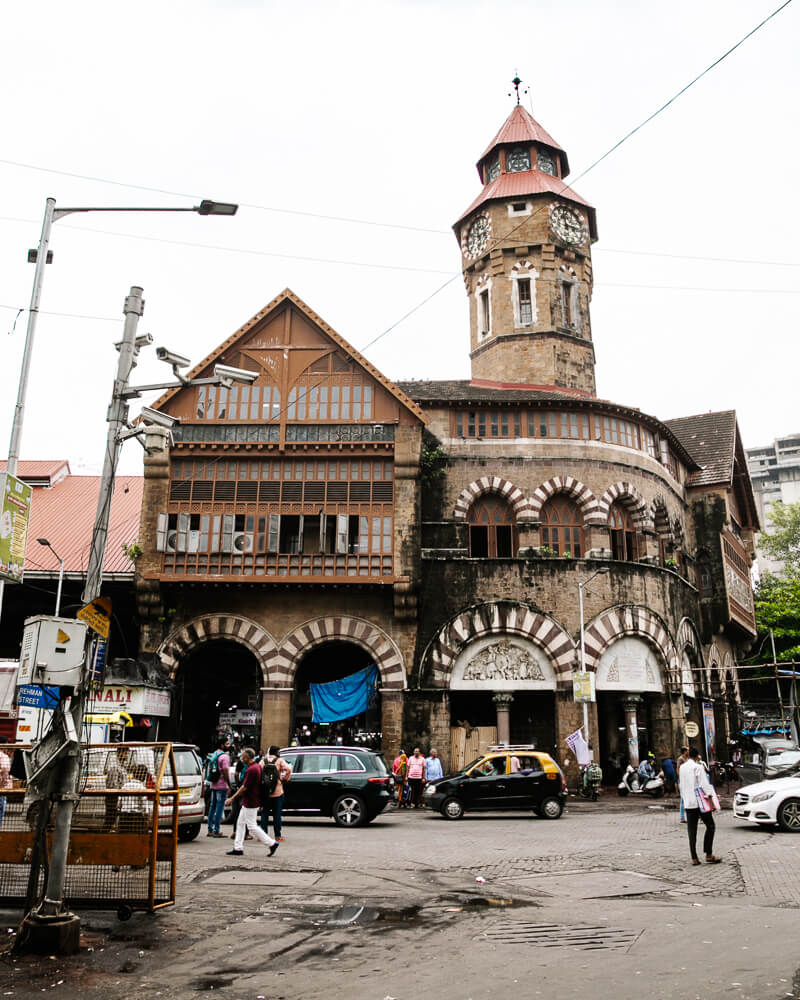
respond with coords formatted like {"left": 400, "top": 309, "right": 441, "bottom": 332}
{"left": 23, "top": 285, "right": 258, "bottom": 952}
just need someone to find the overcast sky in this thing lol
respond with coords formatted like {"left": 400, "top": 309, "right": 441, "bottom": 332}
{"left": 1, "top": 0, "right": 797, "bottom": 477}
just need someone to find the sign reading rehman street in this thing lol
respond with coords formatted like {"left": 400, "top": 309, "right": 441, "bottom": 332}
{"left": 0, "top": 472, "right": 32, "bottom": 583}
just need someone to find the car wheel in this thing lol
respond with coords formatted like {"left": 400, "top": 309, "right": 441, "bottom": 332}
{"left": 441, "top": 797, "right": 464, "bottom": 820}
{"left": 178, "top": 823, "right": 201, "bottom": 843}
{"left": 332, "top": 794, "right": 366, "bottom": 827}
{"left": 536, "top": 796, "right": 563, "bottom": 819}
{"left": 777, "top": 797, "right": 800, "bottom": 833}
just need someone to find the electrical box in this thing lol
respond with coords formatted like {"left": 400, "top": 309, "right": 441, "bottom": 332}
{"left": 17, "top": 616, "right": 88, "bottom": 688}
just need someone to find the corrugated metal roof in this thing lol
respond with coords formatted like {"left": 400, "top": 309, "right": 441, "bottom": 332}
{"left": 0, "top": 460, "right": 70, "bottom": 485}
{"left": 479, "top": 106, "right": 568, "bottom": 174}
{"left": 454, "top": 172, "right": 596, "bottom": 231}
{"left": 21, "top": 472, "right": 143, "bottom": 576}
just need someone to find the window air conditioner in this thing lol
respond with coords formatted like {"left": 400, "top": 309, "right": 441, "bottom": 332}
{"left": 166, "top": 531, "right": 178, "bottom": 553}
{"left": 232, "top": 531, "right": 254, "bottom": 553}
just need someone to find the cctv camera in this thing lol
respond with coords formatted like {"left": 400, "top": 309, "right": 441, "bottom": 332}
{"left": 213, "top": 364, "right": 258, "bottom": 385}
{"left": 156, "top": 347, "right": 191, "bottom": 368}
{"left": 139, "top": 406, "right": 180, "bottom": 429}
{"left": 115, "top": 332, "right": 154, "bottom": 352}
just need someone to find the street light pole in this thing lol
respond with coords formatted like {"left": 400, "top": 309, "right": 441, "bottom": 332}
{"left": 577, "top": 566, "right": 609, "bottom": 747}
{"left": 36, "top": 538, "right": 64, "bottom": 616}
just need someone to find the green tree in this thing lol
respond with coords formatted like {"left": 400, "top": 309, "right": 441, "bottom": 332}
{"left": 753, "top": 573, "right": 800, "bottom": 662}
{"left": 760, "top": 500, "right": 800, "bottom": 575}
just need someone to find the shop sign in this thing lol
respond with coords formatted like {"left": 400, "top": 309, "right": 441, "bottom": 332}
{"left": 219, "top": 709, "right": 260, "bottom": 726}
{"left": 572, "top": 672, "right": 596, "bottom": 703}
{"left": 90, "top": 685, "right": 171, "bottom": 717}
{"left": 685, "top": 721, "right": 700, "bottom": 738}
{"left": 0, "top": 473, "right": 32, "bottom": 584}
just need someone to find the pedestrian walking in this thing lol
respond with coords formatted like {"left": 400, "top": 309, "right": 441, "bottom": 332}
{"left": 425, "top": 748, "right": 444, "bottom": 783}
{"left": 407, "top": 748, "right": 426, "bottom": 808}
{"left": 0, "top": 740, "right": 11, "bottom": 826}
{"left": 676, "top": 745, "right": 690, "bottom": 823}
{"left": 393, "top": 750, "right": 408, "bottom": 807}
{"left": 679, "top": 746, "right": 721, "bottom": 865}
{"left": 228, "top": 748, "right": 248, "bottom": 839}
{"left": 206, "top": 736, "right": 232, "bottom": 838}
{"left": 225, "top": 748, "right": 279, "bottom": 857}
{"left": 260, "top": 744, "right": 292, "bottom": 841}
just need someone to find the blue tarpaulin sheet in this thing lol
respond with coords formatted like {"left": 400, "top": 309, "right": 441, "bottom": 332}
{"left": 310, "top": 664, "right": 378, "bottom": 723}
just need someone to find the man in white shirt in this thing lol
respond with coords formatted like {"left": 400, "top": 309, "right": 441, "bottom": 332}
{"left": 425, "top": 749, "right": 444, "bottom": 782}
{"left": 678, "top": 747, "right": 721, "bottom": 865}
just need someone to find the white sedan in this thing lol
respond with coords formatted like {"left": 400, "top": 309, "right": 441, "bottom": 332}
{"left": 734, "top": 775, "right": 800, "bottom": 832}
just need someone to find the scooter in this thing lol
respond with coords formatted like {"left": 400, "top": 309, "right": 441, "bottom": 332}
{"left": 577, "top": 762, "right": 603, "bottom": 801}
{"left": 617, "top": 764, "right": 664, "bottom": 797}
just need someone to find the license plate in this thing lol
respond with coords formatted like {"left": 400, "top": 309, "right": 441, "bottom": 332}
{"left": 178, "top": 787, "right": 194, "bottom": 799}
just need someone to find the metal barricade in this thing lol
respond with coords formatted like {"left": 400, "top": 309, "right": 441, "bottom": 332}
{"left": 0, "top": 742, "right": 179, "bottom": 920}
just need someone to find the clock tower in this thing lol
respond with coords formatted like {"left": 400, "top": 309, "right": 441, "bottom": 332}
{"left": 454, "top": 91, "right": 599, "bottom": 395}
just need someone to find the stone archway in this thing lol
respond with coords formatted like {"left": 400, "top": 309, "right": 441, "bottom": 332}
{"left": 453, "top": 477, "right": 532, "bottom": 522}
{"left": 530, "top": 476, "right": 602, "bottom": 524}
{"left": 260, "top": 616, "right": 406, "bottom": 753}
{"left": 158, "top": 614, "right": 278, "bottom": 683}
{"left": 598, "top": 482, "right": 652, "bottom": 529}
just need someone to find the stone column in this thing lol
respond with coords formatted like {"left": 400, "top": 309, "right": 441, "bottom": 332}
{"left": 623, "top": 696, "right": 642, "bottom": 766}
{"left": 261, "top": 688, "right": 292, "bottom": 750}
{"left": 493, "top": 692, "right": 514, "bottom": 745}
{"left": 381, "top": 689, "right": 404, "bottom": 758}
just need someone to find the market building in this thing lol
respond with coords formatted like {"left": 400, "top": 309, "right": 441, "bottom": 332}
{"left": 133, "top": 97, "right": 760, "bottom": 778}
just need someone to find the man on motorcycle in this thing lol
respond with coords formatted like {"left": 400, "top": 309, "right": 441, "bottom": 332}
{"left": 637, "top": 752, "right": 657, "bottom": 785}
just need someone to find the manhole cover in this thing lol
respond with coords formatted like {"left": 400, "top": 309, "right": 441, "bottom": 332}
{"left": 499, "top": 869, "right": 673, "bottom": 898}
{"left": 205, "top": 870, "right": 322, "bottom": 887}
{"left": 481, "top": 921, "right": 642, "bottom": 952}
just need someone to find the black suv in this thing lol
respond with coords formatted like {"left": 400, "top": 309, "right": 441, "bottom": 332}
{"left": 279, "top": 746, "right": 392, "bottom": 827}
{"left": 423, "top": 747, "right": 567, "bottom": 820}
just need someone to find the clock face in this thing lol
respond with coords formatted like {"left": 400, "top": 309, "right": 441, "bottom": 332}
{"left": 537, "top": 150, "right": 556, "bottom": 176}
{"left": 486, "top": 156, "right": 501, "bottom": 183}
{"left": 507, "top": 147, "right": 530, "bottom": 172}
{"left": 464, "top": 215, "right": 490, "bottom": 257}
{"left": 549, "top": 204, "right": 587, "bottom": 246}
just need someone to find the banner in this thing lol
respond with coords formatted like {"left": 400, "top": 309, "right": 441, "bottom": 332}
{"left": 702, "top": 701, "right": 717, "bottom": 763}
{"left": 566, "top": 727, "right": 592, "bottom": 766}
{"left": 0, "top": 473, "right": 32, "bottom": 583}
{"left": 311, "top": 664, "right": 378, "bottom": 723}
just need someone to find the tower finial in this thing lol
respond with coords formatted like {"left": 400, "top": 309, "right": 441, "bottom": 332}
{"left": 509, "top": 73, "right": 528, "bottom": 106}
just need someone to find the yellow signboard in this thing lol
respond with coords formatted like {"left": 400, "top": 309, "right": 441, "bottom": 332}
{"left": 77, "top": 596, "right": 112, "bottom": 638}
{"left": 0, "top": 472, "right": 33, "bottom": 583}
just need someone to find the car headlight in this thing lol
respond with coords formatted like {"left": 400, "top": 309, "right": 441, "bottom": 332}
{"left": 752, "top": 790, "right": 776, "bottom": 803}
{"left": 424, "top": 784, "right": 436, "bottom": 796}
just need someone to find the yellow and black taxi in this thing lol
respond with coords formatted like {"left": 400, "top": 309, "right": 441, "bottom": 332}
{"left": 423, "top": 745, "right": 567, "bottom": 820}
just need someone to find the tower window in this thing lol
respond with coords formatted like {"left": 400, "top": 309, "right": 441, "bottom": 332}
{"left": 479, "top": 289, "right": 490, "bottom": 337}
{"left": 518, "top": 278, "right": 532, "bottom": 325}
{"left": 560, "top": 282, "right": 573, "bottom": 327}
{"left": 537, "top": 150, "right": 556, "bottom": 175}
{"left": 486, "top": 156, "right": 501, "bottom": 183}
{"left": 507, "top": 147, "right": 530, "bottom": 172}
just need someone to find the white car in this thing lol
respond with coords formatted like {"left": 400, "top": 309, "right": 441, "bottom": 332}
{"left": 733, "top": 774, "right": 800, "bottom": 832}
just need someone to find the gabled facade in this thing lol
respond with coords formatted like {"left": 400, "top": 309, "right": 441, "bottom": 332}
{"left": 135, "top": 290, "right": 425, "bottom": 751}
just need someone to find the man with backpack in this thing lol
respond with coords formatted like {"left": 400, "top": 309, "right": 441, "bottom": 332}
{"left": 205, "top": 736, "right": 232, "bottom": 838}
{"left": 260, "top": 745, "right": 292, "bottom": 842}
{"left": 224, "top": 748, "right": 279, "bottom": 857}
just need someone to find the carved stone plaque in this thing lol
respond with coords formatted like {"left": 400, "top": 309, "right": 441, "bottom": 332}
{"left": 451, "top": 637, "right": 556, "bottom": 691}
{"left": 596, "top": 637, "right": 665, "bottom": 693}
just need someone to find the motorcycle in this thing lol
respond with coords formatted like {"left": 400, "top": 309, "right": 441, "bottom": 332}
{"left": 577, "top": 762, "right": 603, "bottom": 801}
{"left": 617, "top": 764, "right": 664, "bottom": 797}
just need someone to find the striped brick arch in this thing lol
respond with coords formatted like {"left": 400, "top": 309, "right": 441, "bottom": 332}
{"left": 677, "top": 616, "right": 705, "bottom": 694}
{"left": 598, "top": 482, "right": 652, "bottom": 529}
{"left": 453, "top": 477, "right": 532, "bottom": 522}
{"left": 264, "top": 617, "right": 406, "bottom": 690}
{"left": 158, "top": 614, "right": 278, "bottom": 683}
{"left": 581, "top": 605, "right": 679, "bottom": 683}
{"left": 424, "top": 601, "right": 576, "bottom": 690}
{"left": 529, "top": 477, "right": 602, "bottom": 524}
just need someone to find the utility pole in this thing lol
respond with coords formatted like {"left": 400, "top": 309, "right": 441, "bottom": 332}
{"left": 21, "top": 288, "right": 145, "bottom": 952}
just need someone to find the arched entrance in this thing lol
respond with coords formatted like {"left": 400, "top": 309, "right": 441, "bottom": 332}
{"left": 168, "top": 639, "right": 262, "bottom": 754}
{"left": 292, "top": 641, "right": 382, "bottom": 748}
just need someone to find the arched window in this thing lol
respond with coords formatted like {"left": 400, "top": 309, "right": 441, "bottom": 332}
{"left": 540, "top": 495, "right": 584, "bottom": 557}
{"left": 608, "top": 501, "right": 639, "bottom": 561}
{"left": 467, "top": 495, "right": 517, "bottom": 558}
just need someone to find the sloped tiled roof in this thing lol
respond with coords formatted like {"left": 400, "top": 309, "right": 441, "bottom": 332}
{"left": 396, "top": 379, "right": 590, "bottom": 404}
{"left": 0, "top": 460, "right": 70, "bottom": 486}
{"left": 454, "top": 171, "right": 595, "bottom": 230}
{"left": 663, "top": 411, "right": 737, "bottom": 487}
{"left": 15, "top": 470, "right": 143, "bottom": 576}
{"left": 479, "top": 106, "right": 569, "bottom": 175}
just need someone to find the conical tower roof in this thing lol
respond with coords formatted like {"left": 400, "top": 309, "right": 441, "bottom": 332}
{"left": 478, "top": 104, "right": 569, "bottom": 178}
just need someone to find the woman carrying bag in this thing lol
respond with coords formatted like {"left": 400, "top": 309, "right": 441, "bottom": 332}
{"left": 679, "top": 746, "right": 722, "bottom": 865}
{"left": 392, "top": 750, "right": 408, "bottom": 808}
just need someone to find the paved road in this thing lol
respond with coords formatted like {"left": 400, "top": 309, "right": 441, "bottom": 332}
{"left": 1, "top": 795, "right": 799, "bottom": 999}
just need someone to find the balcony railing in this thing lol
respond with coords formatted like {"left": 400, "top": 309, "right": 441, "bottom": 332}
{"left": 161, "top": 551, "right": 393, "bottom": 580}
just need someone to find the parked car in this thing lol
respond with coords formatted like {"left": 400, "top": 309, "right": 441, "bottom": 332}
{"left": 278, "top": 746, "right": 392, "bottom": 827}
{"left": 423, "top": 746, "right": 567, "bottom": 820}
{"left": 733, "top": 773, "right": 800, "bottom": 832}
{"left": 169, "top": 743, "right": 205, "bottom": 841}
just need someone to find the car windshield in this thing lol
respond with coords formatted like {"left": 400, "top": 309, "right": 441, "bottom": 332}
{"left": 461, "top": 756, "right": 484, "bottom": 775}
